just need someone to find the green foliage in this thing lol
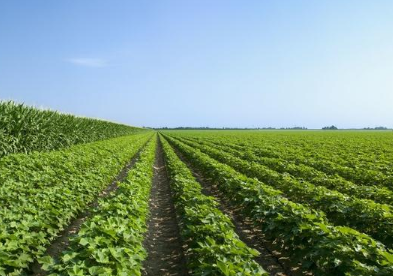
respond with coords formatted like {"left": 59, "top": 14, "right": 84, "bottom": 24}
{"left": 164, "top": 135, "right": 393, "bottom": 276}
{"left": 175, "top": 137, "right": 393, "bottom": 248}
{"left": 45, "top": 136, "right": 157, "bottom": 275}
{"left": 160, "top": 136, "right": 267, "bottom": 276}
{"left": 183, "top": 136, "right": 393, "bottom": 207}
{"left": 0, "top": 101, "right": 145, "bottom": 157}
{"left": 163, "top": 130, "right": 393, "bottom": 189}
{"left": 0, "top": 133, "right": 152, "bottom": 275}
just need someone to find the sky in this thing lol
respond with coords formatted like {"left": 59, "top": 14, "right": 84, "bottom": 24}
{"left": 1, "top": 0, "right": 393, "bottom": 128}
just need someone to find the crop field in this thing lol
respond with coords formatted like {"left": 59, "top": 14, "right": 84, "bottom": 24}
{"left": 1, "top": 104, "right": 393, "bottom": 276}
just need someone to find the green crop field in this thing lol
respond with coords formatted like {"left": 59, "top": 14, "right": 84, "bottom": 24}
{"left": 1, "top": 104, "right": 393, "bottom": 276}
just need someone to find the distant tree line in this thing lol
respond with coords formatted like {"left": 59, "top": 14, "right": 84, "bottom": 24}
{"left": 154, "top": 126, "right": 391, "bottom": 130}
{"left": 363, "top": 126, "right": 388, "bottom": 130}
{"left": 155, "top": 127, "right": 271, "bottom": 130}
{"left": 154, "top": 126, "right": 308, "bottom": 130}
{"left": 279, "top": 127, "right": 308, "bottom": 130}
{"left": 322, "top": 125, "right": 338, "bottom": 130}
{"left": 321, "top": 126, "right": 391, "bottom": 130}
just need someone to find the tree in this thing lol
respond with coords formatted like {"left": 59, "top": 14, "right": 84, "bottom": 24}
{"left": 322, "top": 125, "right": 338, "bottom": 130}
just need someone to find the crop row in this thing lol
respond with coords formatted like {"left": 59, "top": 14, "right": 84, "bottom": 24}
{"left": 181, "top": 136, "right": 393, "bottom": 207}
{"left": 43, "top": 135, "right": 157, "bottom": 275}
{"left": 173, "top": 136, "right": 393, "bottom": 248}
{"left": 184, "top": 137, "right": 393, "bottom": 206}
{"left": 0, "top": 133, "right": 152, "bottom": 275}
{"left": 164, "top": 135, "right": 393, "bottom": 276}
{"left": 0, "top": 101, "right": 145, "bottom": 158}
{"left": 190, "top": 131, "right": 393, "bottom": 174}
{"left": 160, "top": 136, "right": 267, "bottom": 275}
{"left": 255, "top": 134, "right": 393, "bottom": 173}
{"left": 202, "top": 135, "right": 393, "bottom": 189}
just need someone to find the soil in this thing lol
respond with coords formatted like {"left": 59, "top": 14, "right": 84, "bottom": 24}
{"left": 29, "top": 139, "right": 150, "bottom": 276}
{"left": 170, "top": 141, "right": 311, "bottom": 276}
{"left": 142, "top": 137, "right": 188, "bottom": 276}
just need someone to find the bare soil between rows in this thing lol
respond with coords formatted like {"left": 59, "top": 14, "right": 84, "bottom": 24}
{"left": 168, "top": 137, "right": 311, "bottom": 276}
{"left": 29, "top": 139, "right": 150, "bottom": 276}
{"left": 142, "top": 137, "right": 188, "bottom": 276}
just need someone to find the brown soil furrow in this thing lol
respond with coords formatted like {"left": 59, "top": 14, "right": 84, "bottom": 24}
{"left": 29, "top": 138, "right": 150, "bottom": 276}
{"left": 168, "top": 138, "right": 309, "bottom": 276}
{"left": 142, "top": 138, "right": 187, "bottom": 276}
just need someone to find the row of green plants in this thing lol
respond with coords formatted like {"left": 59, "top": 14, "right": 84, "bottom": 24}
{"left": 182, "top": 137, "right": 393, "bottom": 206}
{"left": 205, "top": 134, "right": 393, "bottom": 190}
{"left": 0, "top": 101, "right": 145, "bottom": 158}
{"left": 160, "top": 136, "right": 267, "bottom": 276}
{"left": 164, "top": 135, "right": 393, "bottom": 276}
{"left": 0, "top": 133, "right": 152, "bottom": 275}
{"left": 174, "top": 137, "right": 393, "bottom": 248}
{"left": 193, "top": 130, "right": 393, "bottom": 174}
{"left": 247, "top": 132, "right": 393, "bottom": 175}
{"left": 42, "top": 136, "right": 157, "bottom": 275}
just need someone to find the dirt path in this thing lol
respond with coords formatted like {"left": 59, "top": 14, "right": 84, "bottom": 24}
{"left": 142, "top": 138, "right": 187, "bottom": 276}
{"left": 169, "top": 140, "right": 309, "bottom": 276}
{"left": 30, "top": 139, "right": 150, "bottom": 276}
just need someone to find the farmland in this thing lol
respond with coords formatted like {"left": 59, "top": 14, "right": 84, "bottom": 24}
{"left": 1, "top": 104, "right": 393, "bottom": 276}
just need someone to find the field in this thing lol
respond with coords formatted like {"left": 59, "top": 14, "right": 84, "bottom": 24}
{"left": 1, "top": 105, "right": 393, "bottom": 276}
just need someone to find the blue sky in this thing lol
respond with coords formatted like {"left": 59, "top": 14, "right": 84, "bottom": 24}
{"left": 1, "top": 1, "right": 392, "bottom": 128}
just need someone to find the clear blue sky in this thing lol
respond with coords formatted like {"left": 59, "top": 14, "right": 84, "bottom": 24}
{"left": 1, "top": 1, "right": 392, "bottom": 128}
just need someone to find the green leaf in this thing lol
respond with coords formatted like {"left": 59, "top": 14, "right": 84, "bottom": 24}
{"left": 38, "top": 256, "right": 55, "bottom": 271}
{"left": 216, "top": 261, "right": 229, "bottom": 276}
